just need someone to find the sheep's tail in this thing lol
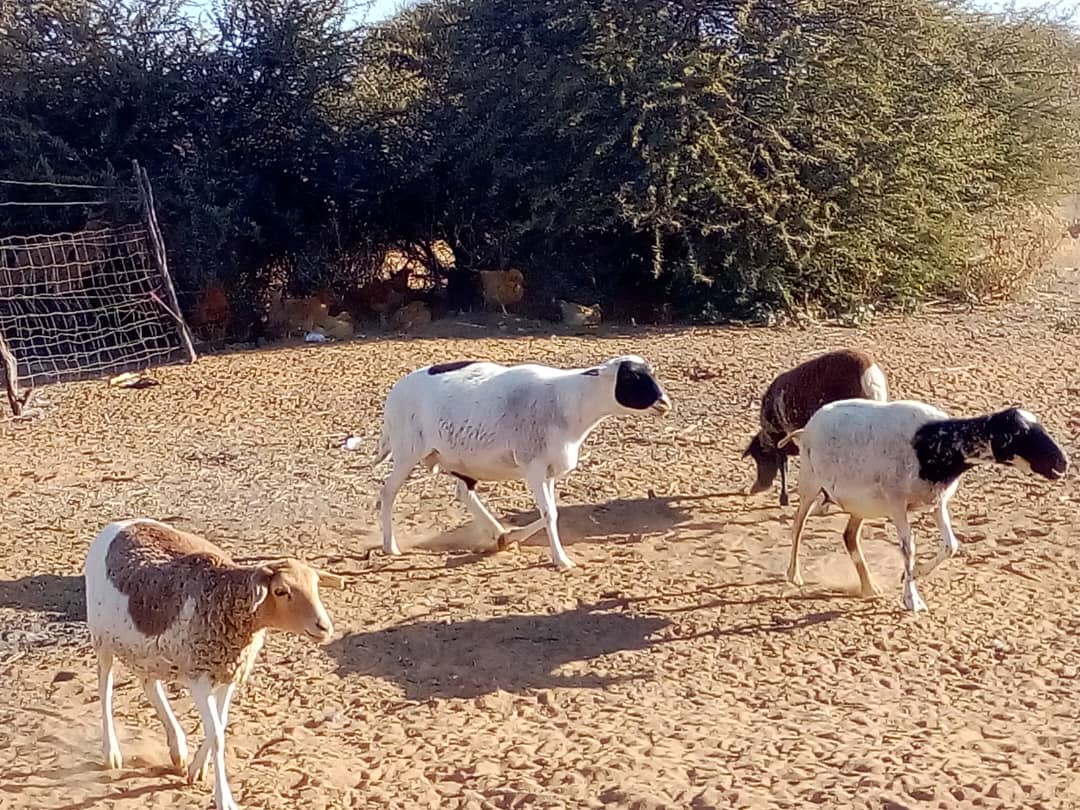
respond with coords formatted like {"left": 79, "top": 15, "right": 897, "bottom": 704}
{"left": 373, "top": 428, "right": 391, "bottom": 466}
{"left": 862, "top": 363, "right": 888, "bottom": 402}
{"left": 777, "top": 429, "right": 805, "bottom": 450}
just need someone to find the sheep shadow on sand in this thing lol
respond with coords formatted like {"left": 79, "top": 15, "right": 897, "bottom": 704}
{"left": 413, "top": 492, "right": 742, "bottom": 557}
{"left": 325, "top": 604, "right": 671, "bottom": 700}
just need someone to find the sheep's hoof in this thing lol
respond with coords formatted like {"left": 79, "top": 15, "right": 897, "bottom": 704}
{"left": 495, "top": 533, "right": 518, "bottom": 552}
{"left": 859, "top": 581, "right": 883, "bottom": 599}
{"left": 778, "top": 492, "right": 790, "bottom": 507}
{"left": 170, "top": 749, "right": 188, "bottom": 772}
{"left": 786, "top": 568, "right": 804, "bottom": 587}
{"left": 554, "top": 557, "right": 577, "bottom": 572}
{"left": 914, "top": 556, "right": 948, "bottom": 579}
{"left": 187, "top": 759, "right": 209, "bottom": 785}
{"left": 902, "top": 585, "right": 928, "bottom": 613}
{"left": 382, "top": 544, "right": 403, "bottom": 557}
{"left": 104, "top": 749, "right": 122, "bottom": 771}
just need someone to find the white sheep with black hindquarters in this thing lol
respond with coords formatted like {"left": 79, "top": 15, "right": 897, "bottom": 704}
{"left": 85, "top": 519, "right": 345, "bottom": 810}
{"left": 779, "top": 400, "right": 1068, "bottom": 612}
{"left": 374, "top": 354, "right": 672, "bottom": 570}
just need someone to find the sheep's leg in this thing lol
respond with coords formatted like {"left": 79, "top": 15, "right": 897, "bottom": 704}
{"left": 778, "top": 456, "right": 789, "bottom": 506}
{"left": 189, "top": 678, "right": 238, "bottom": 810}
{"left": 378, "top": 459, "right": 413, "bottom": 556}
{"left": 914, "top": 498, "right": 959, "bottom": 579}
{"left": 787, "top": 490, "right": 823, "bottom": 587}
{"left": 525, "top": 472, "right": 573, "bottom": 570}
{"left": 891, "top": 508, "right": 927, "bottom": 612}
{"left": 142, "top": 678, "right": 188, "bottom": 771}
{"left": 188, "top": 683, "right": 235, "bottom": 786}
{"left": 842, "top": 516, "right": 881, "bottom": 598}
{"left": 498, "top": 515, "right": 548, "bottom": 550}
{"left": 454, "top": 476, "right": 508, "bottom": 542}
{"left": 97, "top": 649, "right": 122, "bottom": 770}
{"left": 499, "top": 477, "right": 558, "bottom": 549}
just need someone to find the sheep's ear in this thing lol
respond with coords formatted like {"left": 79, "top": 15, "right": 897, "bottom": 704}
{"left": 594, "top": 358, "right": 622, "bottom": 377}
{"left": 317, "top": 570, "right": 346, "bottom": 590}
{"left": 250, "top": 571, "right": 272, "bottom": 613}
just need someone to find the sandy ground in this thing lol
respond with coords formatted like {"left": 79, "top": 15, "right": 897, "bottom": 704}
{"left": 1, "top": 251, "right": 1078, "bottom": 810}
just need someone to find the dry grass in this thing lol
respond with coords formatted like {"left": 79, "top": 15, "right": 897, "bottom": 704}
{"left": 956, "top": 202, "right": 1066, "bottom": 302}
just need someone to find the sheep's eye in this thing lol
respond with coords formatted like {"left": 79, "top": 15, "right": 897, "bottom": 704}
{"left": 273, "top": 587, "right": 289, "bottom": 598}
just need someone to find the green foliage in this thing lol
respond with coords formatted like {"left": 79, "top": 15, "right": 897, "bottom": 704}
{"left": 1, "top": 0, "right": 1077, "bottom": 330}
{"left": 372, "top": 0, "right": 1080, "bottom": 317}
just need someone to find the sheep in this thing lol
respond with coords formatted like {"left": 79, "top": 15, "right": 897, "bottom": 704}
{"left": 264, "top": 290, "right": 330, "bottom": 338}
{"left": 391, "top": 299, "right": 433, "bottom": 330}
{"left": 373, "top": 355, "right": 672, "bottom": 570}
{"left": 313, "top": 310, "right": 355, "bottom": 341}
{"left": 346, "top": 266, "right": 412, "bottom": 325}
{"left": 744, "top": 349, "right": 888, "bottom": 506}
{"left": 558, "top": 299, "right": 603, "bottom": 326}
{"left": 190, "top": 281, "right": 232, "bottom": 346}
{"left": 480, "top": 268, "right": 526, "bottom": 314}
{"left": 778, "top": 400, "right": 1068, "bottom": 612}
{"left": 85, "top": 519, "right": 345, "bottom": 810}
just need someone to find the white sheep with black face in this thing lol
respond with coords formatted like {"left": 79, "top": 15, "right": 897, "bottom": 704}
{"left": 84, "top": 519, "right": 345, "bottom": 810}
{"left": 373, "top": 354, "right": 672, "bottom": 570}
{"left": 780, "top": 400, "right": 1069, "bottom": 612}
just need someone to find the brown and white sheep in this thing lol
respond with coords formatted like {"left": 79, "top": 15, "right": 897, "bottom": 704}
{"left": 85, "top": 519, "right": 345, "bottom": 810}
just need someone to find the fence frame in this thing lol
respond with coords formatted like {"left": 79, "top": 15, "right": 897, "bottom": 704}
{"left": 0, "top": 161, "right": 197, "bottom": 415}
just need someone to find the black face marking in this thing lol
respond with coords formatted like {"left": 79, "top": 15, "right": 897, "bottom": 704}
{"left": 581, "top": 368, "right": 600, "bottom": 377}
{"left": 450, "top": 472, "right": 478, "bottom": 490}
{"left": 428, "top": 360, "right": 478, "bottom": 376}
{"left": 915, "top": 408, "right": 1069, "bottom": 484}
{"left": 613, "top": 360, "right": 664, "bottom": 410}
{"left": 987, "top": 408, "right": 1030, "bottom": 463}
{"left": 989, "top": 408, "right": 1068, "bottom": 479}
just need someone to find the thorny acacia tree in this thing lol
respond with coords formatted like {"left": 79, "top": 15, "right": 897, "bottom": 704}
{"left": 1, "top": 0, "right": 1078, "bottom": 326}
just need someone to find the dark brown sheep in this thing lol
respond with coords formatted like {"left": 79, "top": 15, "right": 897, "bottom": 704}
{"left": 744, "top": 349, "right": 889, "bottom": 505}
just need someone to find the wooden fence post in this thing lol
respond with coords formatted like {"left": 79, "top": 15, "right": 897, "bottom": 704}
{"left": 133, "top": 160, "right": 198, "bottom": 364}
{"left": 0, "top": 332, "right": 28, "bottom": 416}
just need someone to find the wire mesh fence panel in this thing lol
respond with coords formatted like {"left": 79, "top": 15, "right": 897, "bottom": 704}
{"left": 0, "top": 223, "right": 190, "bottom": 393}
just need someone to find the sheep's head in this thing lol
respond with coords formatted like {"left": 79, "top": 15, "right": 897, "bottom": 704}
{"left": 988, "top": 408, "right": 1069, "bottom": 481}
{"left": 743, "top": 433, "right": 780, "bottom": 494}
{"left": 252, "top": 559, "right": 345, "bottom": 642}
{"left": 587, "top": 355, "right": 671, "bottom": 416}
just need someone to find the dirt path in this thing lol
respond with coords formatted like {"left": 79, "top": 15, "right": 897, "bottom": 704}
{"left": 1, "top": 259, "right": 1078, "bottom": 809}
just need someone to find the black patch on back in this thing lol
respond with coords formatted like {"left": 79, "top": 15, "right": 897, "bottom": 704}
{"left": 450, "top": 472, "right": 478, "bottom": 490}
{"left": 613, "top": 360, "right": 663, "bottom": 410}
{"left": 428, "top": 360, "right": 478, "bottom": 376}
{"left": 582, "top": 367, "right": 601, "bottom": 376}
